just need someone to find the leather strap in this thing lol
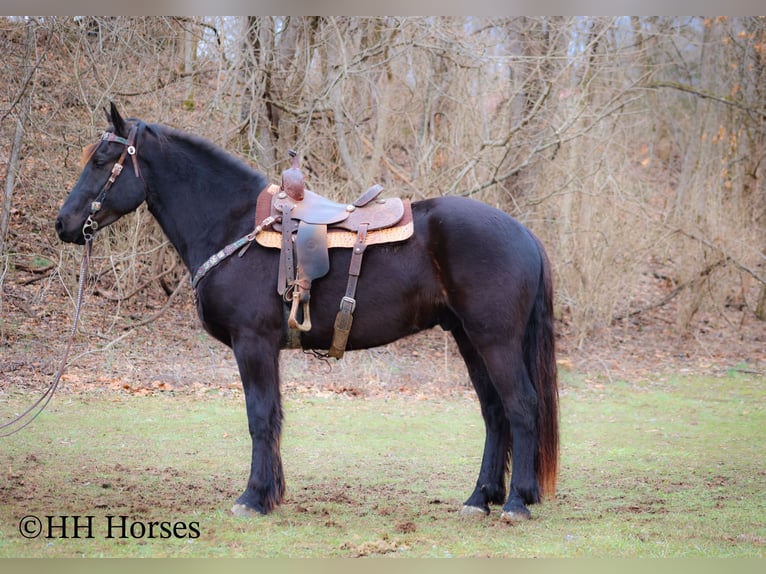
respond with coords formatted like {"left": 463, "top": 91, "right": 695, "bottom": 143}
{"left": 353, "top": 184, "right": 384, "bottom": 207}
{"left": 277, "top": 203, "right": 295, "bottom": 296}
{"left": 328, "top": 223, "right": 369, "bottom": 359}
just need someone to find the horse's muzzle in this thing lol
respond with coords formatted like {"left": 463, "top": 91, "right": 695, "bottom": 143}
{"left": 55, "top": 214, "right": 86, "bottom": 244}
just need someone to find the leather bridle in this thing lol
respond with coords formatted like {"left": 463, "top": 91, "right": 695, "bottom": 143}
{"left": 82, "top": 124, "right": 141, "bottom": 241}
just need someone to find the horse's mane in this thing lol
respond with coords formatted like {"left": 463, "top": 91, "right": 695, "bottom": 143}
{"left": 81, "top": 120, "right": 261, "bottom": 181}
{"left": 147, "top": 121, "right": 263, "bottom": 180}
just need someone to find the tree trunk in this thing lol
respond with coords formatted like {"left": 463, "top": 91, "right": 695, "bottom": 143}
{"left": 1, "top": 22, "right": 35, "bottom": 257}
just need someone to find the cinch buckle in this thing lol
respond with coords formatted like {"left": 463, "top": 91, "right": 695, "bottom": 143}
{"left": 339, "top": 296, "right": 356, "bottom": 314}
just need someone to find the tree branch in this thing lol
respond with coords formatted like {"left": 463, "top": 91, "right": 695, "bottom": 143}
{"left": 644, "top": 80, "right": 766, "bottom": 117}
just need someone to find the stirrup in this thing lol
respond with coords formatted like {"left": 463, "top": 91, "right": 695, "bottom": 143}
{"left": 288, "top": 295, "right": 312, "bottom": 332}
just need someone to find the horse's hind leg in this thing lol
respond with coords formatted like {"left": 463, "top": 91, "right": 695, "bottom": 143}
{"left": 483, "top": 340, "right": 540, "bottom": 521}
{"left": 463, "top": 333, "right": 540, "bottom": 521}
{"left": 452, "top": 325, "right": 511, "bottom": 517}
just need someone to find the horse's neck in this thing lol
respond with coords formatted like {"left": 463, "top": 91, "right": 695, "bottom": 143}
{"left": 144, "top": 137, "right": 263, "bottom": 274}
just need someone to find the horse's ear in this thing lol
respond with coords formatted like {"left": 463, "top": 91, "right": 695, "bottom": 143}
{"left": 107, "top": 102, "right": 127, "bottom": 137}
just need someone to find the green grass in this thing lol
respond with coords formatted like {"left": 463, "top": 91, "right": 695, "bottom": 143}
{"left": 0, "top": 372, "right": 763, "bottom": 557}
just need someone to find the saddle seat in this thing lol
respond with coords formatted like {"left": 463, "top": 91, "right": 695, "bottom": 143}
{"left": 273, "top": 185, "right": 405, "bottom": 231}
{"left": 253, "top": 153, "right": 413, "bottom": 359}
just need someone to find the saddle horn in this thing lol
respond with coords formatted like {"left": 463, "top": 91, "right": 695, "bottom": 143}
{"left": 281, "top": 150, "right": 304, "bottom": 202}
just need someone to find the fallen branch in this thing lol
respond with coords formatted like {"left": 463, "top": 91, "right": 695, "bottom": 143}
{"left": 121, "top": 272, "right": 189, "bottom": 330}
{"left": 20, "top": 273, "right": 54, "bottom": 286}
{"left": 73, "top": 272, "right": 189, "bottom": 359}
{"left": 674, "top": 228, "right": 766, "bottom": 287}
{"left": 94, "top": 264, "right": 180, "bottom": 302}
{"left": 613, "top": 259, "right": 727, "bottom": 322}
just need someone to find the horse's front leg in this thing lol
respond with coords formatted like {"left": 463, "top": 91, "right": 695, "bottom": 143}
{"left": 229, "top": 334, "right": 285, "bottom": 516}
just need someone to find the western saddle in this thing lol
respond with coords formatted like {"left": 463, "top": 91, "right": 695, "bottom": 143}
{"left": 254, "top": 151, "right": 413, "bottom": 358}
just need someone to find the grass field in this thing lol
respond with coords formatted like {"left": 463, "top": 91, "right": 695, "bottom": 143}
{"left": 0, "top": 370, "right": 763, "bottom": 558}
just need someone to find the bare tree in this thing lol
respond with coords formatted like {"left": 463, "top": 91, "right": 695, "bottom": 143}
{"left": 2, "top": 15, "right": 763, "bottom": 340}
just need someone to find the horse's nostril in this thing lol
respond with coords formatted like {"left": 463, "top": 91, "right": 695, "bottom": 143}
{"left": 55, "top": 215, "right": 77, "bottom": 241}
{"left": 54, "top": 215, "right": 67, "bottom": 237}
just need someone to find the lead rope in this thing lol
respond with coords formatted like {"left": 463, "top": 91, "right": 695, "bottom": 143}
{"left": 0, "top": 237, "right": 92, "bottom": 437}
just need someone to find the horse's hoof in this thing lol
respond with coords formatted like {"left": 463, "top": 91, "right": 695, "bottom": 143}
{"left": 500, "top": 508, "right": 531, "bottom": 522}
{"left": 460, "top": 505, "right": 490, "bottom": 518}
{"left": 231, "top": 503, "right": 263, "bottom": 517}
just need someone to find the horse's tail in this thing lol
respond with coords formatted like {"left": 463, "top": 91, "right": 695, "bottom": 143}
{"left": 524, "top": 232, "right": 559, "bottom": 499}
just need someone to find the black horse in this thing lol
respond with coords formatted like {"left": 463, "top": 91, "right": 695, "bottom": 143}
{"left": 56, "top": 104, "right": 559, "bottom": 522}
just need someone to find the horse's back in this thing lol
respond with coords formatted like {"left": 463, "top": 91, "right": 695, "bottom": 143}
{"left": 415, "top": 195, "right": 543, "bottom": 271}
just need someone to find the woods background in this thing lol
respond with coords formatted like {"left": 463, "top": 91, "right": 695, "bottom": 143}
{"left": 1, "top": 16, "right": 764, "bottom": 355}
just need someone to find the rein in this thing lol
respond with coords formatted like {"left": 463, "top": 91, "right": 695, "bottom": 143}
{"left": 1, "top": 126, "right": 139, "bottom": 436}
{"left": 0, "top": 238, "right": 92, "bottom": 437}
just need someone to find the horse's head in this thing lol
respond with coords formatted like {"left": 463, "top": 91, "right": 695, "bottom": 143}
{"left": 56, "top": 103, "right": 147, "bottom": 244}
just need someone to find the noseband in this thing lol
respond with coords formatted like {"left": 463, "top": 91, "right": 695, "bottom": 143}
{"left": 82, "top": 124, "right": 141, "bottom": 241}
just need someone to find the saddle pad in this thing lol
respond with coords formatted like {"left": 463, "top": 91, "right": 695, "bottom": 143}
{"left": 254, "top": 185, "right": 414, "bottom": 249}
